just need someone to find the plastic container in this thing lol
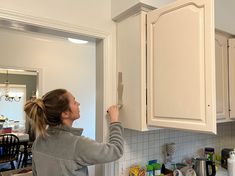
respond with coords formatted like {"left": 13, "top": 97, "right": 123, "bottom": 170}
{"left": 153, "top": 163, "right": 162, "bottom": 176}
{"left": 146, "top": 165, "right": 154, "bottom": 176}
{"left": 228, "top": 150, "right": 235, "bottom": 176}
{"left": 13, "top": 120, "right": 20, "bottom": 130}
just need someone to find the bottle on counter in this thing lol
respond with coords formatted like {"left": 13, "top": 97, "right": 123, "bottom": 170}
{"left": 228, "top": 150, "right": 235, "bottom": 176}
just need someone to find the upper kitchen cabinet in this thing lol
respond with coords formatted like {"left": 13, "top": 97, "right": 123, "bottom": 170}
{"left": 229, "top": 38, "right": 235, "bottom": 119}
{"left": 146, "top": 0, "right": 215, "bottom": 133}
{"left": 214, "top": 31, "right": 235, "bottom": 122}
{"left": 215, "top": 32, "right": 229, "bottom": 121}
{"left": 115, "top": 0, "right": 217, "bottom": 133}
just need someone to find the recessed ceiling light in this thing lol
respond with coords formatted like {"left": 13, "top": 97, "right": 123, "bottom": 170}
{"left": 68, "top": 38, "right": 88, "bottom": 44}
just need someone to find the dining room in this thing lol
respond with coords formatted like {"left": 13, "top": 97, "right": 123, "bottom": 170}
{"left": 0, "top": 68, "right": 38, "bottom": 172}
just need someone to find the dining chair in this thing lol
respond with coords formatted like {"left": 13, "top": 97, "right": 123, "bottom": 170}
{"left": 0, "top": 134, "right": 20, "bottom": 170}
{"left": 17, "top": 119, "right": 35, "bottom": 168}
{"left": 17, "top": 141, "right": 33, "bottom": 168}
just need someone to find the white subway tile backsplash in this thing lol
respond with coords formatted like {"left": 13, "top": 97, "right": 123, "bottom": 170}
{"left": 118, "top": 122, "right": 235, "bottom": 175}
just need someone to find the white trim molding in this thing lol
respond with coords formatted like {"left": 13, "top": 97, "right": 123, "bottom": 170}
{"left": 0, "top": 8, "right": 109, "bottom": 39}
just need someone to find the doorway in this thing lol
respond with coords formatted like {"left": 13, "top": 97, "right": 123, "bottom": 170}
{"left": 0, "top": 17, "right": 109, "bottom": 176}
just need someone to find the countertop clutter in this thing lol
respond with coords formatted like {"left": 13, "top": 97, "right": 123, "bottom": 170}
{"left": 128, "top": 162, "right": 229, "bottom": 176}
{"left": 128, "top": 147, "right": 235, "bottom": 176}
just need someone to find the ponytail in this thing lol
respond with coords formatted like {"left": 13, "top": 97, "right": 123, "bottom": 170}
{"left": 24, "top": 89, "right": 69, "bottom": 137}
{"left": 24, "top": 99, "right": 47, "bottom": 137}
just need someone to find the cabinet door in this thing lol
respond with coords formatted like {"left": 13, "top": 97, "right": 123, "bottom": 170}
{"left": 215, "top": 33, "right": 229, "bottom": 120}
{"left": 147, "top": 0, "right": 216, "bottom": 133}
{"left": 229, "top": 39, "right": 235, "bottom": 119}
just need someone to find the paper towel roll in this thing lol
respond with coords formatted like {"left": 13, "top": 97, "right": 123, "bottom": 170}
{"left": 228, "top": 151, "right": 235, "bottom": 176}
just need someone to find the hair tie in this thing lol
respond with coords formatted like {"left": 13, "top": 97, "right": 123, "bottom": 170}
{"left": 34, "top": 98, "right": 45, "bottom": 110}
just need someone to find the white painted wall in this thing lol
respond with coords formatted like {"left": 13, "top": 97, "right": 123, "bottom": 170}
{"left": 0, "top": 0, "right": 114, "bottom": 33}
{"left": 0, "top": 28, "right": 96, "bottom": 139}
{"left": 111, "top": 0, "right": 139, "bottom": 19}
{"left": 214, "top": 0, "right": 235, "bottom": 35}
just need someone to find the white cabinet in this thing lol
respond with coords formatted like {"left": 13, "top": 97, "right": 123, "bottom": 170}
{"left": 117, "top": 12, "right": 148, "bottom": 131}
{"left": 229, "top": 39, "right": 235, "bottom": 119}
{"left": 215, "top": 32, "right": 235, "bottom": 122}
{"left": 215, "top": 33, "right": 229, "bottom": 121}
{"left": 117, "top": 0, "right": 216, "bottom": 133}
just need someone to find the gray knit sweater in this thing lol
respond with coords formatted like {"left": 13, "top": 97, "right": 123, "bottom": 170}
{"left": 32, "top": 122, "right": 124, "bottom": 176}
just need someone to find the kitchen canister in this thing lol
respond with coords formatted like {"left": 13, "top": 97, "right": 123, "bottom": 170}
{"left": 228, "top": 150, "right": 235, "bottom": 176}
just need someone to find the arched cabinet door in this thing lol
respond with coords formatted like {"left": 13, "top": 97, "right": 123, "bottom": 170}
{"left": 147, "top": 0, "right": 216, "bottom": 134}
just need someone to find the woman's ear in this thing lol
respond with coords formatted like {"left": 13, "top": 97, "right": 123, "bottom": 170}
{"left": 61, "top": 111, "right": 69, "bottom": 119}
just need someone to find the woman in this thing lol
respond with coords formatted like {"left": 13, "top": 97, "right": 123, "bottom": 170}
{"left": 24, "top": 89, "right": 123, "bottom": 176}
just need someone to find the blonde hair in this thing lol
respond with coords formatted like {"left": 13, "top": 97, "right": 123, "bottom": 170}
{"left": 24, "top": 89, "right": 70, "bottom": 137}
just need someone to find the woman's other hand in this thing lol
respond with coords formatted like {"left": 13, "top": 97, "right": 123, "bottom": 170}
{"left": 107, "top": 105, "right": 119, "bottom": 123}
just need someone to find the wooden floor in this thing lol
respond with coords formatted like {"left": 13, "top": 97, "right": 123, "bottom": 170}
{"left": 0, "top": 166, "right": 32, "bottom": 176}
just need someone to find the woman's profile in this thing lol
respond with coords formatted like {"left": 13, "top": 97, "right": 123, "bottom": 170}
{"left": 24, "top": 89, "right": 123, "bottom": 176}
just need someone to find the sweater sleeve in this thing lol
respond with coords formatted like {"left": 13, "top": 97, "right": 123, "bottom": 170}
{"left": 74, "top": 122, "right": 124, "bottom": 166}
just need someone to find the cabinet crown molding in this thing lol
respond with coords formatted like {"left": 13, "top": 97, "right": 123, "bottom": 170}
{"left": 112, "top": 2, "right": 155, "bottom": 22}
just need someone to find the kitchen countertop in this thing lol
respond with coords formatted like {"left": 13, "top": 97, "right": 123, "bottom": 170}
{"left": 216, "top": 166, "right": 228, "bottom": 176}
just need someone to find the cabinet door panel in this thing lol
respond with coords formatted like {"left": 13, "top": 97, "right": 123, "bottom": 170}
{"left": 147, "top": 0, "right": 216, "bottom": 133}
{"left": 215, "top": 33, "right": 229, "bottom": 120}
{"left": 229, "top": 39, "right": 235, "bottom": 118}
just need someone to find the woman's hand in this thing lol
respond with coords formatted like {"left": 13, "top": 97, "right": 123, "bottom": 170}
{"left": 107, "top": 105, "right": 119, "bottom": 123}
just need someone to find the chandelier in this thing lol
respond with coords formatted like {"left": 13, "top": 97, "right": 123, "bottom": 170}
{"left": 0, "top": 70, "right": 23, "bottom": 102}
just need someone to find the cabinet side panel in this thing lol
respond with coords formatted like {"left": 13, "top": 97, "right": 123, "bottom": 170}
{"left": 117, "top": 12, "right": 147, "bottom": 131}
